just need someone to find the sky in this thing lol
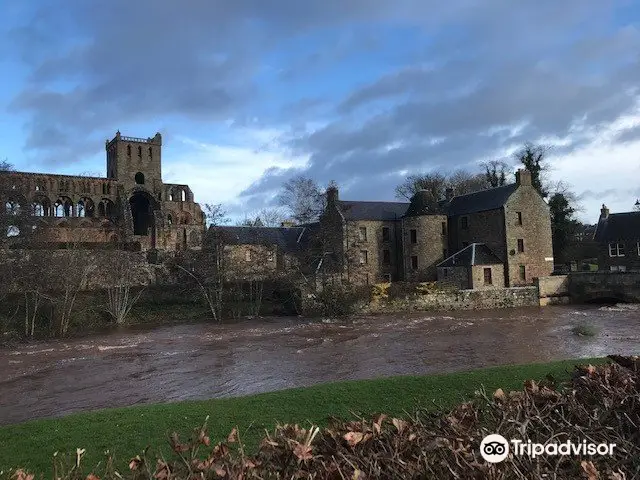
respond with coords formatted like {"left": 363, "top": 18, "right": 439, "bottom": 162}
{"left": 1, "top": 0, "right": 639, "bottom": 223}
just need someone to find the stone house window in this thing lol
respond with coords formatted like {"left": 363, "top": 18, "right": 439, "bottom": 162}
{"left": 382, "top": 249, "right": 391, "bottom": 265}
{"left": 483, "top": 267, "right": 493, "bottom": 285}
{"left": 245, "top": 250, "right": 252, "bottom": 262}
{"left": 519, "top": 265, "right": 526, "bottom": 281}
{"left": 411, "top": 255, "right": 418, "bottom": 270}
{"left": 267, "top": 248, "right": 275, "bottom": 262}
{"left": 517, "top": 212, "right": 523, "bottom": 225}
{"left": 138, "top": 146, "right": 142, "bottom": 158}
{"left": 127, "top": 145, "right": 132, "bottom": 157}
{"left": 359, "top": 250, "right": 368, "bottom": 264}
{"left": 410, "top": 229, "right": 417, "bottom": 244}
{"left": 461, "top": 216, "right": 468, "bottom": 230}
{"left": 442, "top": 267, "right": 449, "bottom": 278}
{"left": 149, "top": 147, "right": 153, "bottom": 159}
{"left": 135, "top": 172, "right": 145, "bottom": 184}
{"left": 608, "top": 242, "right": 625, "bottom": 257}
{"left": 359, "top": 226, "right": 367, "bottom": 242}
{"left": 382, "top": 227, "right": 390, "bottom": 242}
{"left": 517, "top": 239, "right": 525, "bottom": 253}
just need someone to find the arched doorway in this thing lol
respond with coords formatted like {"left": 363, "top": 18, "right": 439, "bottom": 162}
{"left": 130, "top": 192, "right": 154, "bottom": 236}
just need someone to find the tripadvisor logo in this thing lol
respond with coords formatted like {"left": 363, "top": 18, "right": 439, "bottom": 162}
{"left": 480, "top": 434, "right": 509, "bottom": 463}
{"left": 480, "top": 434, "right": 616, "bottom": 462}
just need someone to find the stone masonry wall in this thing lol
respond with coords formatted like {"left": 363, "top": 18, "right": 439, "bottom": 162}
{"left": 362, "top": 286, "right": 539, "bottom": 313}
{"left": 403, "top": 214, "right": 448, "bottom": 282}
{"left": 504, "top": 186, "right": 554, "bottom": 286}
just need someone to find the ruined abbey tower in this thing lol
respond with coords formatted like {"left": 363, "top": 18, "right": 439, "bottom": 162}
{"left": 1, "top": 131, "right": 205, "bottom": 252}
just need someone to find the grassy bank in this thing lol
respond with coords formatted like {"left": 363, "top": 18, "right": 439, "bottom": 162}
{"left": 0, "top": 357, "right": 608, "bottom": 474}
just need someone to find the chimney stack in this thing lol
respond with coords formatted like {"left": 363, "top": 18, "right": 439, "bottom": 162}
{"left": 326, "top": 185, "right": 339, "bottom": 207}
{"left": 445, "top": 187, "right": 455, "bottom": 201}
{"left": 600, "top": 204, "right": 609, "bottom": 220}
{"left": 515, "top": 168, "right": 532, "bottom": 186}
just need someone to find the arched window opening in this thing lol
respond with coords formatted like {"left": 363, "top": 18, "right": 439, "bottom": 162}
{"left": 33, "top": 203, "right": 45, "bottom": 217}
{"left": 181, "top": 189, "right": 186, "bottom": 202}
{"left": 32, "top": 197, "right": 51, "bottom": 217}
{"left": 169, "top": 191, "right": 174, "bottom": 201}
{"left": 82, "top": 198, "right": 95, "bottom": 217}
{"left": 137, "top": 146, "right": 142, "bottom": 158}
{"left": 5, "top": 201, "right": 19, "bottom": 216}
{"left": 54, "top": 197, "right": 72, "bottom": 217}
{"left": 130, "top": 193, "right": 154, "bottom": 236}
{"left": 148, "top": 147, "right": 153, "bottom": 160}
{"left": 35, "top": 184, "right": 45, "bottom": 192}
{"left": 127, "top": 144, "right": 132, "bottom": 157}
{"left": 77, "top": 200, "right": 85, "bottom": 218}
{"left": 135, "top": 172, "right": 145, "bottom": 185}
{"left": 6, "top": 226, "right": 19, "bottom": 237}
{"left": 98, "top": 199, "right": 114, "bottom": 217}
{"left": 167, "top": 214, "right": 173, "bottom": 226}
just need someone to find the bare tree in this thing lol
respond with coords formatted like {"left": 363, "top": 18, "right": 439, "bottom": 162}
{"left": 481, "top": 160, "right": 512, "bottom": 188}
{"left": 277, "top": 176, "right": 325, "bottom": 224}
{"left": 103, "top": 249, "right": 146, "bottom": 325}
{"left": 395, "top": 169, "right": 490, "bottom": 206}
{"left": 447, "top": 170, "right": 488, "bottom": 195}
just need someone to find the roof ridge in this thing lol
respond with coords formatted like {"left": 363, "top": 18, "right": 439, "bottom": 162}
{"left": 449, "top": 182, "right": 516, "bottom": 201}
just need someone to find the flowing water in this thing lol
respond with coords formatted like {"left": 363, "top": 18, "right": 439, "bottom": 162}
{"left": 1, "top": 304, "right": 639, "bottom": 426}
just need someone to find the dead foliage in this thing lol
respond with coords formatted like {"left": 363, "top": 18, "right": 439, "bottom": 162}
{"left": 4, "top": 357, "right": 640, "bottom": 479}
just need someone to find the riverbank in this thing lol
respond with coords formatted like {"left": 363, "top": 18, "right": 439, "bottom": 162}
{"left": 0, "top": 357, "right": 608, "bottom": 473}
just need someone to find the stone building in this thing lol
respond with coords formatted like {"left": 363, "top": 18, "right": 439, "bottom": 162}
{"left": 1, "top": 132, "right": 205, "bottom": 252}
{"left": 594, "top": 204, "right": 640, "bottom": 272}
{"left": 436, "top": 243, "right": 505, "bottom": 289}
{"left": 312, "top": 168, "right": 553, "bottom": 287}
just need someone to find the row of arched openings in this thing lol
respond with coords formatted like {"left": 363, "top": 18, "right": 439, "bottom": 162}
{"left": 4, "top": 197, "right": 115, "bottom": 218}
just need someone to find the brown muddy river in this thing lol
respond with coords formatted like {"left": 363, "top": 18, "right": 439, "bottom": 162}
{"left": 1, "top": 304, "right": 639, "bottom": 426}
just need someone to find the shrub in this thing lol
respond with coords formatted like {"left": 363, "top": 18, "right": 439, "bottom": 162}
{"left": 305, "top": 282, "right": 370, "bottom": 317}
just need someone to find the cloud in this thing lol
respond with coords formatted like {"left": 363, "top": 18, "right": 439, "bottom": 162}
{"left": 1, "top": 0, "right": 639, "bottom": 224}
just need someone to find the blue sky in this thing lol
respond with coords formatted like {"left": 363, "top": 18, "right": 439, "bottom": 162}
{"left": 1, "top": 0, "right": 640, "bottom": 222}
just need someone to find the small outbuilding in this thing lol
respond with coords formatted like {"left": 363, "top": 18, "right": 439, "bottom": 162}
{"left": 436, "top": 243, "right": 505, "bottom": 290}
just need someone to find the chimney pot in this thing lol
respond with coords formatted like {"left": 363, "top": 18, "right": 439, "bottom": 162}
{"left": 600, "top": 204, "right": 610, "bottom": 219}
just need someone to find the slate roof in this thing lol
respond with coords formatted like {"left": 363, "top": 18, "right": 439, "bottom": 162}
{"left": 337, "top": 200, "right": 409, "bottom": 221}
{"left": 436, "top": 243, "right": 503, "bottom": 268}
{"left": 594, "top": 212, "right": 640, "bottom": 242}
{"left": 446, "top": 183, "right": 518, "bottom": 216}
{"left": 211, "top": 226, "right": 307, "bottom": 253}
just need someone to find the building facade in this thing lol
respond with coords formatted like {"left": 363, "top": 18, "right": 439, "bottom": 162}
{"left": 594, "top": 204, "right": 640, "bottom": 272}
{"left": 1, "top": 132, "right": 205, "bottom": 252}
{"left": 213, "top": 168, "right": 554, "bottom": 289}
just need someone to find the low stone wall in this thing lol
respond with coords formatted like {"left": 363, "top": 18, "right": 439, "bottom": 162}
{"left": 535, "top": 275, "right": 570, "bottom": 306}
{"left": 361, "top": 286, "right": 539, "bottom": 313}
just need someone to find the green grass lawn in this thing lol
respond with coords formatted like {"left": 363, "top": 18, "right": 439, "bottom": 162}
{"left": 0, "top": 357, "right": 608, "bottom": 474}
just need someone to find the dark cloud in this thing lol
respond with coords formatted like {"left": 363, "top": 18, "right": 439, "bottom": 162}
{"left": 4, "top": 0, "right": 640, "bottom": 195}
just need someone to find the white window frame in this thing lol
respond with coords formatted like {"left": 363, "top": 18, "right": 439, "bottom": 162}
{"left": 608, "top": 242, "right": 625, "bottom": 257}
